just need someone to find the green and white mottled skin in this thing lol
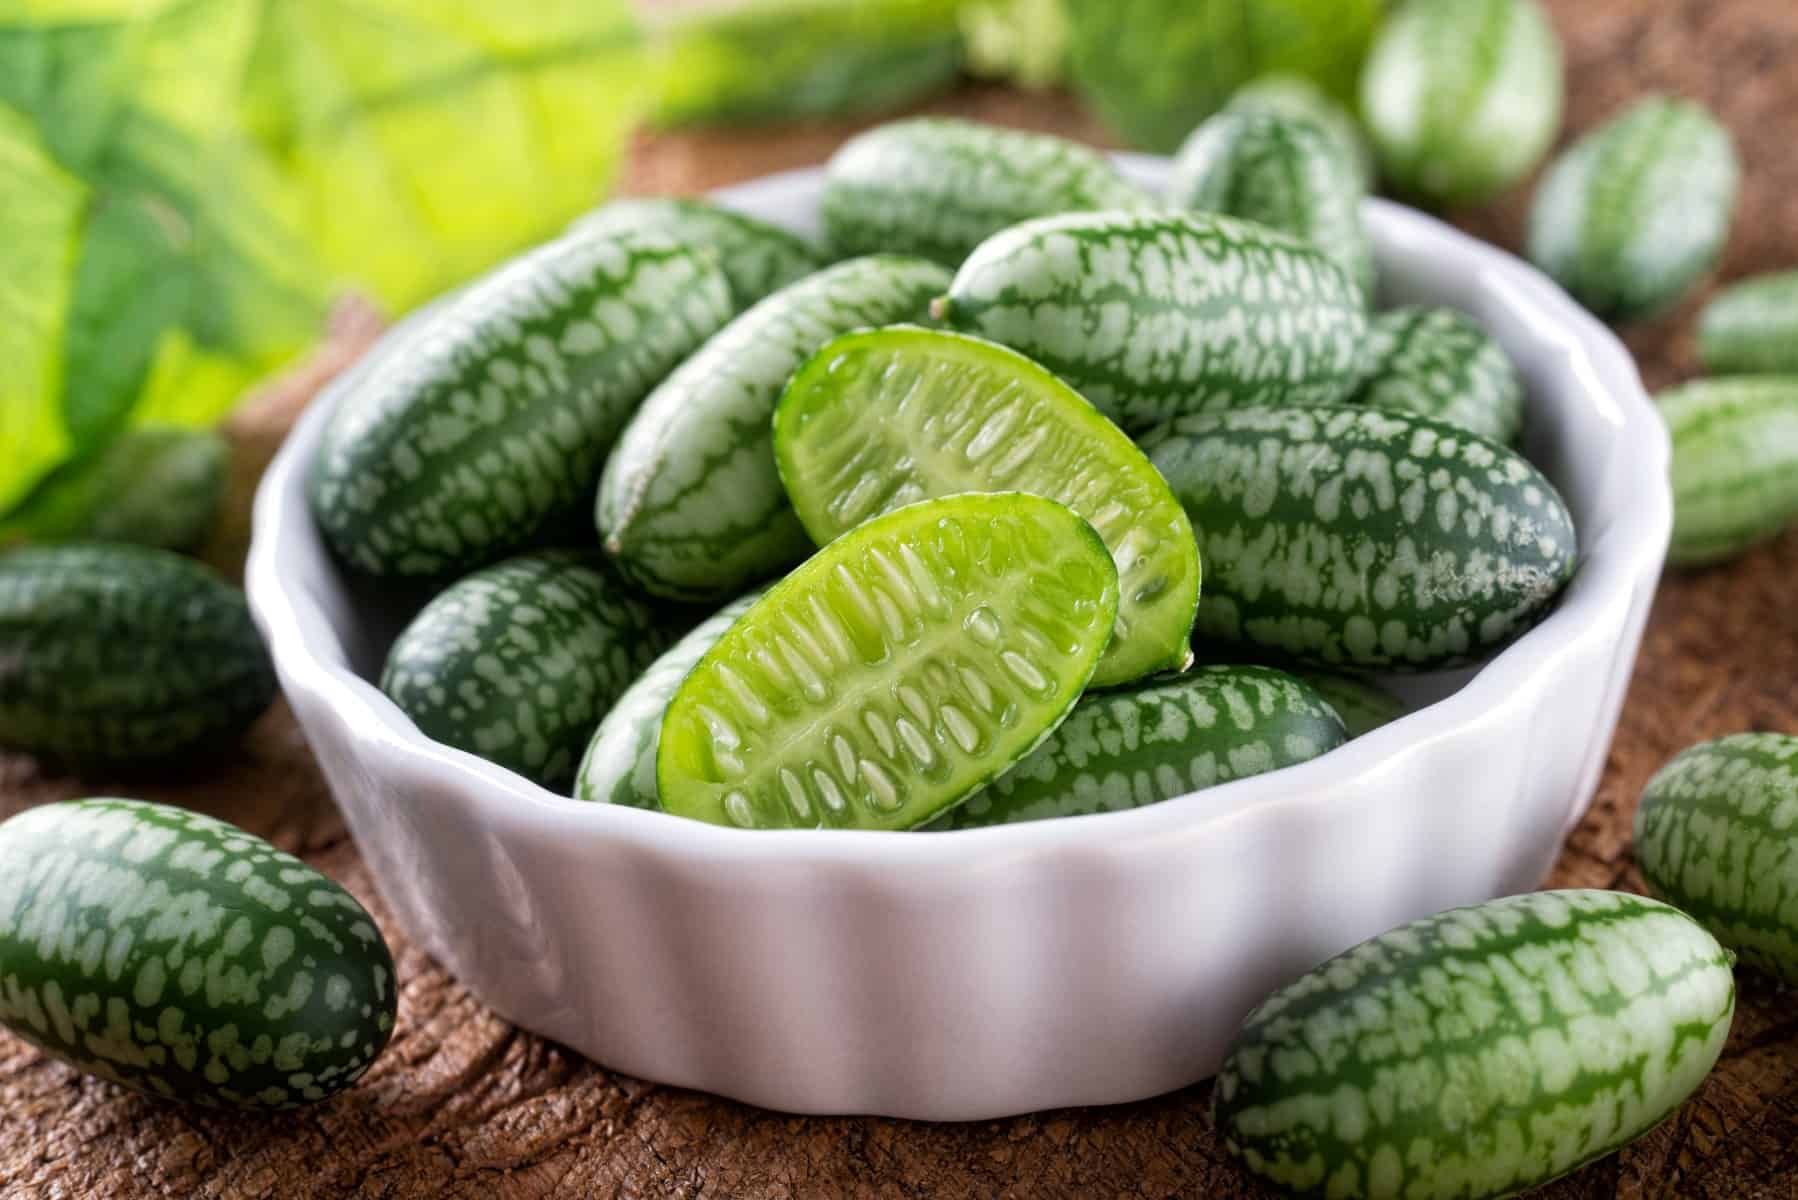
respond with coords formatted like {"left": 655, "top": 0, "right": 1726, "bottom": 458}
{"left": 1659, "top": 378, "right": 1798, "bottom": 566}
{"left": 309, "top": 227, "right": 734, "bottom": 579}
{"left": 1528, "top": 96, "right": 1739, "bottom": 322}
{"left": 1698, "top": 271, "right": 1798, "bottom": 375}
{"left": 1295, "top": 671, "right": 1407, "bottom": 739}
{"left": 819, "top": 118, "right": 1155, "bottom": 267}
{"left": 567, "top": 197, "right": 825, "bottom": 312}
{"left": 657, "top": 493, "right": 1119, "bottom": 831}
{"left": 939, "top": 664, "right": 1345, "bottom": 829}
{"left": 1215, "top": 889, "right": 1735, "bottom": 1200}
{"left": 934, "top": 210, "right": 1368, "bottom": 434}
{"left": 1141, "top": 406, "right": 1578, "bottom": 671}
{"left": 1, "top": 427, "right": 228, "bottom": 551}
{"left": 772, "top": 326, "right": 1199, "bottom": 687}
{"left": 1169, "top": 109, "right": 1373, "bottom": 299}
{"left": 1230, "top": 73, "right": 1374, "bottom": 194}
{"left": 0, "top": 799, "right": 397, "bottom": 1109}
{"left": 1352, "top": 307, "right": 1526, "bottom": 445}
{"left": 0, "top": 544, "right": 274, "bottom": 762}
{"left": 574, "top": 590, "right": 762, "bottom": 809}
{"left": 596, "top": 255, "right": 952, "bottom": 601}
{"left": 1636, "top": 733, "right": 1798, "bottom": 984}
{"left": 381, "top": 551, "right": 679, "bottom": 792}
{"left": 1361, "top": 0, "right": 1563, "bottom": 208}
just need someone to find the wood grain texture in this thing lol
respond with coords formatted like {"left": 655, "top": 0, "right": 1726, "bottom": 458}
{"left": 4, "top": 2, "right": 1796, "bottom": 1195}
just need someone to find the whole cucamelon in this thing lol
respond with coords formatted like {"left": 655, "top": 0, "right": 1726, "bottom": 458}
{"left": 0, "top": 544, "right": 274, "bottom": 761}
{"left": 1635, "top": 733, "right": 1798, "bottom": 984}
{"left": 309, "top": 226, "right": 734, "bottom": 578}
{"left": 1698, "top": 271, "right": 1798, "bottom": 375}
{"left": 1352, "top": 306, "right": 1526, "bottom": 445}
{"left": 597, "top": 255, "right": 952, "bottom": 601}
{"left": 1169, "top": 109, "right": 1373, "bottom": 298}
{"left": 819, "top": 117, "right": 1154, "bottom": 267}
{"left": 1294, "top": 671, "right": 1407, "bottom": 738}
{"left": 933, "top": 210, "right": 1368, "bottom": 434}
{"left": 381, "top": 551, "right": 678, "bottom": 791}
{"left": 1230, "top": 73, "right": 1374, "bottom": 193}
{"left": 939, "top": 665, "right": 1346, "bottom": 829}
{"left": 1214, "top": 889, "right": 1735, "bottom": 1200}
{"left": 1141, "top": 406, "right": 1578, "bottom": 671}
{"left": 1528, "top": 96, "right": 1739, "bottom": 322}
{"left": 1361, "top": 0, "right": 1564, "bottom": 207}
{"left": 0, "top": 798, "right": 398, "bottom": 1109}
{"left": 567, "top": 197, "right": 825, "bottom": 311}
{"left": 574, "top": 590, "right": 762, "bottom": 809}
{"left": 1, "top": 427, "right": 229, "bottom": 551}
{"left": 1659, "top": 378, "right": 1798, "bottom": 566}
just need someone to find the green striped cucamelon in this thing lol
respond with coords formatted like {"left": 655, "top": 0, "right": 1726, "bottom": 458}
{"left": 819, "top": 117, "right": 1154, "bottom": 267}
{"left": 1214, "top": 889, "right": 1735, "bottom": 1200}
{"left": 0, "top": 427, "right": 228, "bottom": 551}
{"left": 1361, "top": 0, "right": 1564, "bottom": 207}
{"left": 597, "top": 255, "right": 952, "bottom": 601}
{"left": 938, "top": 665, "right": 1346, "bottom": 829}
{"left": 1352, "top": 307, "right": 1526, "bottom": 445}
{"left": 575, "top": 590, "right": 762, "bottom": 809}
{"left": 1141, "top": 406, "right": 1578, "bottom": 671}
{"left": 310, "top": 227, "right": 734, "bottom": 578}
{"left": 0, "top": 544, "right": 275, "bottom": 762}
{"left": 1528, "top": 96, "right": 1739, "bottom": 322}
{"left": 1698, "top": 271, "right": 1798, "bottom": 375}
{"left": 1659, "top": 378, "right": 1798, "bottom": 566}
{"left": 1169, "top": 109, "right": 1373, "bottom": 298}
{"left": 381, "top": 551, "right": 680, "bottom": 791}
{"left": 0, "top": 798, "right": 397, "bottom": 1109}
{"left": 1230, "top": 73, "right": 1374, "bottom": 194}
{"left": 1635, "top": 733, "right": 1798, "bottom": 983}
{"left": 932, "top": 211, "right": 1368, "bottom": 434}
{"left": 567, "top": 197, "right": 824, "bottom": 311}
{"left": 657, "top": 493, "right": 1119, "bottom": 831}
{"left": 1294, "top": 671, "right": 1407, "bottom": 738}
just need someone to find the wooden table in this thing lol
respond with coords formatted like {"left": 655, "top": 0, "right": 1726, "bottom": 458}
{"left": 4, "top": 2, "right": 1796, "bottom": 1195}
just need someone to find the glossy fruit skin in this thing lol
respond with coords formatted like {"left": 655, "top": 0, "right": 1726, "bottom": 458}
{"left": 935, "top": 210, "right": 1368, "bottom": 434}
{"left": 1141, "top": 405, "right": 1578, "bottom": 671}
{"left": 1361, "top": 0, "right": 1564, "bottom": 208}
{"left": 0, "top": 543, "right": 274, "bottom": 762}
{"left": 1528, "top": 96, "right": 1739, "bottom": 322}
{"left": 567, "top": 197, "right": 824, "bottom": 311}
{"left": 820, "top": 117, "right": 1154, "bottom": 267}
{"left": 1230, "top": 72, "right": 1374, "bottom": 193}
{"left": 1214, "top": 889, "right": 1735, "bottom": 1200}
{"left": 1294, "top": 670, "right": 1406, "bottom": 738}
{"left": 1659, "top": 378, "right": 1798, "bottom": 566}
{"left": 657, "top": 493, "right": 1120, "bottom": 831}
{"left": 0, "top": 798, "right": 398, "bottom": 1109}
{"left": 1636, "top": 732, "right": 1798, "bottom": 984}
{"left": 1352, "top": 307, "right": 1525, "bottom": 445}
{"left": 1698, "top": 271, "right": 1798, "bottom": 375}
{"left": 772, "top": 325, "right": 1199, "bottom": 687}
{"left": 380, "top": 551, "right": 678, "bottom": 792}
{"left": 596, "top": 255, "right": 952, "bottom": 601}
{"left": 939, "top": 664, "right": 1346, "bottom": 829}
{"left": 309, "top": 227, "right": 734, "bottom": 579}
{"left": 575, "top": 590, "right": 761, "bottom": 809}
{"left": 1169, "top": 108, "right": 1373, "bottom": 298}
{"left": 1, "top": 427, "right": 229, "bottom": 551}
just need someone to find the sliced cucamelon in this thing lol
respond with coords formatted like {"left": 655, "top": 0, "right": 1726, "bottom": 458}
{"left": 1214, "top": 889, "right": 1735, "bottom": 1200}
{"left": 1660, "top": 378, "right": 1798, "bottom": 567}
{"left": 819, "top": 117, "right": 1154, "bottom": 267}
{"left": 657, "top": 493, "right": 1119, "bottom": 831}
{"left": 938, "top": 664, "right": 1345, "bottom": 829}
{"left": 1635, "top": 732, "right": 1798, "bottom": 984}
{"left": 309, "top": 227, "right": 734, "bottom": 578}
{"left": 1293, "top": 670, "right": 1407, "bottom": 739}
{"left": 1141, "top": 406, "right": 1578, "bottom": 671}
{"left": 0, "top": 427, "right": 229, "bottom": 551}
{"left": 772, "top": 326, "right": 1199, "bottom": 687}
{"left": 933, "top": 210, "right": 1368, "bottom": 434}
{"left": 381, "top": 551, "right": 679, "bottom": 791}
{"left": 0, "top": 798, "right": 398, "bottom": 1109}
{"left": 0, "top": 543, "right": 274, "bottom": 762}
{"left": 1352, "top": 306, "right": 1525, "bottom": 445}
{"left": 1230, "top": 72, "right": 1374, "bottom": 194}
{"left": 567, "top": 197, "right": 825, "bottom": 311}
{"left": 1528, "top": 96, "right": 1739, "bottom": 322}
{"left": 597, "top": 255, "right": 952, "bottom": 601}
{"left": 1698, "top": 271, "right": 1798, "bottom": 375}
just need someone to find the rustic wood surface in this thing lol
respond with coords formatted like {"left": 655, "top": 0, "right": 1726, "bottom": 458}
{"left": 4, "top": 2, "right": 1797, "bottom": 1195}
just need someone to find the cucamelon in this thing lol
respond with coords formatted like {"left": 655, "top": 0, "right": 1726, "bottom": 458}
{"left": 1659, "top": 378, "right": 1798, "bottom": 567}
{"left": 1230, "top": 72, "right": 1374, "bottom": 193}
{"left": 1295, "top": 671, "right": 1407, "bottom": 738}
{"left": 567, "top": 197, "right": 825, "bottom": 311}
{"left": 1698, "top": 271, "right": 1798, "bottom": 375}
{"left": 1, "top": 427, "right": 228, "bottom": 551}
{"left": 1352, "top": 306, "right": 1525, "bottom": 445}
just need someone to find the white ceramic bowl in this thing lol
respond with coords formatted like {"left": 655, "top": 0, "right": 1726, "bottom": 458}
{"left": 246, "top": 157, "right": 1668, "bottom": 1120}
